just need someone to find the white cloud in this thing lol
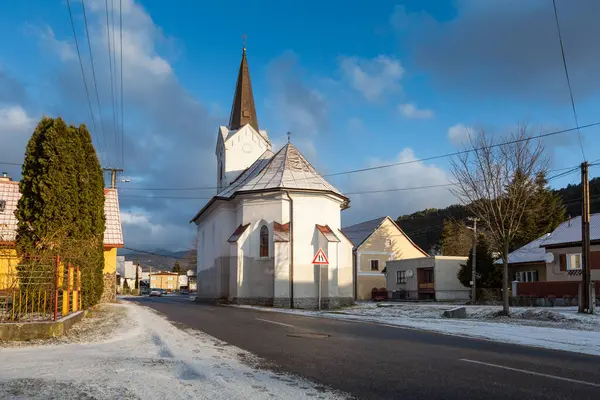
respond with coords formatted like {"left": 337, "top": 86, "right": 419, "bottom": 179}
{"left": 447, "top": 124, "right": 473, "bottom": 146}
{"left": 339, "top": 55, "right": 404, "bottom": 102}
{"left": 23, "top": 0, "right": 220, "bottom": 251}
{"left": 0, "top": 105, "right": 36, "bottom": 167}
{"left": 398, "top": 103, "right": 434, "bottom": 119}
{"left": 341, "top": 148, "right": 456, "bottom": 225}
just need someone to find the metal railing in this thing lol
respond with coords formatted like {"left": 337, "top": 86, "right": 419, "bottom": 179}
{"left": 0, "top": 255, "right": 82, "bottom": 322}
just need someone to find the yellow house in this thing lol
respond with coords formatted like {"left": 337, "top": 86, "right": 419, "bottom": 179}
{"left": 0, "top": 174, "right": 123, "bottom": 303}
{"left": 150, "top": 272, "right": 180, "bottom": 292}
{"left": 342, "top": 216, "right": 428, "bottom": 300}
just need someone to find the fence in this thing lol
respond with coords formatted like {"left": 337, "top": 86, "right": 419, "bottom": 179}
{"left": 0, "top": 255, "right": 82, "bottom": 323}
{"left": 516, "top": 280, "right": 600, "bottom": 299}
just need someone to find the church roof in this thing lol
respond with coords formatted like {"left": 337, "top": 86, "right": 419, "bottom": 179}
{"left": 228, "top": 47, "right": 259, "bottom": 132}
{"left": 191, "top": 143, "right": 347, "bottom": 223}
{"left": 217, "top": 143, "right": 344, "bottom": 198}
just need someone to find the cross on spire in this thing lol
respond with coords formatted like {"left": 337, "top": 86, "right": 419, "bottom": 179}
{"left": 287, "top": 131, "right": 292, "bottom": 143}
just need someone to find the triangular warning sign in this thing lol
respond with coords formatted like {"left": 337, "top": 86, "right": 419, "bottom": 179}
{"left": 312, "top": 248, "right": 329, "bottom": 265}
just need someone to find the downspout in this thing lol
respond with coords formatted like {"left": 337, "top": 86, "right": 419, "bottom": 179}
{"left": 284, "top": 191, "right": 294, "bottom": 308}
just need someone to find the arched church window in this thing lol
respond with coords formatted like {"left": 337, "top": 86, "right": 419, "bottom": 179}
{"left": 260, "top": 225, "right": 269, "bottom": 257}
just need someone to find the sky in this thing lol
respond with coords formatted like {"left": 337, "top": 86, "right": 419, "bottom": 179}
{"left": 1, "top": 0, "right": 600, "bottom": 252}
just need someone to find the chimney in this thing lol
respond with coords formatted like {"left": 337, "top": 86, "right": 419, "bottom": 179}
{"left": 0, "top": 172, "right": 12, "bottom": 182}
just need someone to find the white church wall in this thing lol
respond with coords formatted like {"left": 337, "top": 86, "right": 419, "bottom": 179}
{"left": 273, "top": 241, "right": 290, "bottom": 307}
{"left": 287, "top": 193, "right": 352, "bottom": 308}
{"left": 220, "top": 125, "right": 269, "bottom": 189}
{"left": 195, "top": 204, "right": 236, "bottom": 300}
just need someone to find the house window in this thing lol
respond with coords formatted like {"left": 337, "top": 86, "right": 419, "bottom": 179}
{"left": 260, "top": 225, "right": 269, "bottom": 257}
{"left": 167, "top": 276, "right": 173, "bottom": 281}
{"left": 397, "top": 271, "right": 407, "bottom": 284}
{"left": 370, "top": 260, "right": 380, "bottom": 271}
{"left": 0, "top": 200, "right": 5, "bottom": 212}
{"left": 385, "top": 238, "right": 392, "bottom": 247}
{"left": 567, "top": 253, "right": 582, "bottom": 270}
{"left": 150, "top": 276, "right": 156, "bottom": 281}
{"left": 514, "top": 271, "right": 538, "bottom": 282}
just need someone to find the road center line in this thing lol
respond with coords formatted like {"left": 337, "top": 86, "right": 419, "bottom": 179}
{"left": 460, "top": 359, "right": 600, "bottom": 388}
{"left": 255, "top": 318, "right": 296, "bottom": 328}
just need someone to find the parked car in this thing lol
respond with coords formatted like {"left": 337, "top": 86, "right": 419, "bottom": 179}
{"left": 149, "top": 288, "right": 162, "bottom": 297}
{"left": 160, "top": 288, "right": 168, "bottom": 296}
{"left": 180, "top": 289, "right": 189, "bottom": 295}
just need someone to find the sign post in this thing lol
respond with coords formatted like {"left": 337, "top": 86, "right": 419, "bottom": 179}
{"left": 312, "top": 248, "right": 329, "bottom": 310}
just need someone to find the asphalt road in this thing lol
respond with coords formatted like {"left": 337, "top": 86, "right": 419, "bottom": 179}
{"left": 129, "top": 295, "right": 600, "bottom": 400}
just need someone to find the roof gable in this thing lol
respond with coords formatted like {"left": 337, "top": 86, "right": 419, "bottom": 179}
{"left": 0, "top": 181, "right": 123, "bottom": 247}
{"left": 342, "top": 216, "right": 428, "bottom": 255}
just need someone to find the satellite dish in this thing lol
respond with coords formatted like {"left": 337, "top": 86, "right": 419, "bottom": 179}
{"left": 405, "top": 270, "right": 414, "bottom": 278}
{"left": 544, "top": 252, "right": 555, "bottom": 264}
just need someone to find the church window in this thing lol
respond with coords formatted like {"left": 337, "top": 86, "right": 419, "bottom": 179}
{"left": 219, "top": 161, "right": 223, "bottom": 181}
{"left": 260, "top": 225, "right": 269, "bottom": 257}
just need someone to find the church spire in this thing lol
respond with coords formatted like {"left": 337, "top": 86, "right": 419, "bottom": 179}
{"left": 228, "top": 42, "right": 259, "bottom": 132}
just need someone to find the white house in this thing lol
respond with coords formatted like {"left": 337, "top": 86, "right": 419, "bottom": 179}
{"left": 190, "top": 46, "right": 354, "bottom": 309}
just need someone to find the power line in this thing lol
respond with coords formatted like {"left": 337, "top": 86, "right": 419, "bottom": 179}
{"left": 81, "top": 0, "right": 109, "bottom": 167}
{"left": 119, "top": 0, "right": 124, "bottom": 169}
{"left": 552, "top": 0, "right": 585, "bottom": 161}
{"left": 66, "top": 0, "right": 104, "bottom": 167}
{"left": 324, "top": 122, "right": 600, "bottom": 178}
{"left": 105, "top": 0, "right": 118, "bottom": 167}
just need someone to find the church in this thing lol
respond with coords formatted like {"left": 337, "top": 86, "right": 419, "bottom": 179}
{"left": 190, "top": 46, "right": 354, "bottom": 309}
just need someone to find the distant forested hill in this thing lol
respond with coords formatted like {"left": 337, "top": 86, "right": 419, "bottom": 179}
{"left": 396, "top": 177, "right": 600, "bottom": 254}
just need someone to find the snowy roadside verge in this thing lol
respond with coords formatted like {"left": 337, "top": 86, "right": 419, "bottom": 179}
{"left": 233, "top": 303, "right": 600, "bottom": 357}
{"left": 0, "top": 301, "right": 347, "bottom": 399}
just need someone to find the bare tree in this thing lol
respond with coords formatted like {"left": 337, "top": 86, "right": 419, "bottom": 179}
{"left": 451, "top": 125, "right": 548, "bottom": 315}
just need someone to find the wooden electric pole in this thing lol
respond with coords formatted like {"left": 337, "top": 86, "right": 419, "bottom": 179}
{"left": 103, "top": 168, "right": 124, "bottom": 189}
{"left": 580, "top": 162, "right": 592, "bottom": 313}
{"left": 467, "top": 217, "right": 480, "bottom": 303}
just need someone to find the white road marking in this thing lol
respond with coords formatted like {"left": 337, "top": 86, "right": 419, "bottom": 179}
{"left": 255, "top": 318, "right": 296, "bottom": 328}
{"left": 460, "top": 359, "right": 600, "bottom": 388}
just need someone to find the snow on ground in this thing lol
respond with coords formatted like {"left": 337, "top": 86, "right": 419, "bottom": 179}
{"left": 235, "top": 303, "right": 600, "bottom": 357}
{"left": 0, "top": 302, "right": 347, "bottom": 400}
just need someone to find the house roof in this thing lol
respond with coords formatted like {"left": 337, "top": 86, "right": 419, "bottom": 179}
{"left": 341, "top": 216, "right": 387, "bottom": 247}
{"left": 273, "top": 222, "right": 290, "bottom": 242}
{"left": 0, "top": 180, "right": 123, "bottom": 247}
{"left": 540, "top": 214, "right": 600, "bottom": 248}
{"left": 316, "top": 224, "right": 341, "bottom": 242}
{"left": 104, "top": 188, "right": 124, "bottom": 248}
{"left": 227, "top": 224, "right": 249, "bottom": 243}
{"left": 0, "top": 179, "right": 19, "bottom": 243}
{"left": 341, "top": 216, "right": 428, "bottom": 255}
{"left": 192, "top": 143, "right": 347, "bottom": 223}
{"left": 496, "top": 233, "right": 551, "bottom": 265}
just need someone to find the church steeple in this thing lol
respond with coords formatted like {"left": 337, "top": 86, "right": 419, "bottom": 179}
{"left": 228, "top": 45, "right": 259, "bottom": 132}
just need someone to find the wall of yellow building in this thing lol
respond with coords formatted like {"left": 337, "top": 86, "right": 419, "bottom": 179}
{"left": 0, "top": 248, "right": 19, "bottom": 288}
{"left": 103, "top": 247, "right": 117, "bottom": 274}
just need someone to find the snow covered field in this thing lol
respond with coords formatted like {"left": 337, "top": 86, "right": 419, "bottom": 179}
{"left": 0, "top": 302, "right": 346, "bottom": 400}
{"left": 236, "top": 302, "right": 600, "bottom": 357}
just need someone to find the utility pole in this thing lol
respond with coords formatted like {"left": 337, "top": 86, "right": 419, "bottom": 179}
{"left": 580, "top": 162, "right": 592, "bottom": 314}
{"left": 103, "top": 168, "right": 126, "bottom": 189}
{"left": 467, "top": 217, "right": 480, "bottom": 304}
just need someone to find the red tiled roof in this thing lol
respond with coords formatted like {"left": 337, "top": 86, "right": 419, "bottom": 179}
{"left": 0, "top": 181, "right": 123, "bottom": 247}
{"left": 227, "top": 224, "right": 250, "bottom": 243}
{"left": 316, "top": 224, "right": 340, "bottom": 243}
{"left": 274, "top": 222, "right": 290, "bottom": 242}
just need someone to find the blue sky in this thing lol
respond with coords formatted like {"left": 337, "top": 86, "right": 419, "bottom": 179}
{"left": 1, "top": 0, "right": 600, "bottom": 250}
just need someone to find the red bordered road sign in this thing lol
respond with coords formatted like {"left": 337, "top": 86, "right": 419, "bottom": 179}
{"left": 312, "top": 248, "right": 329, "bottom": 265}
